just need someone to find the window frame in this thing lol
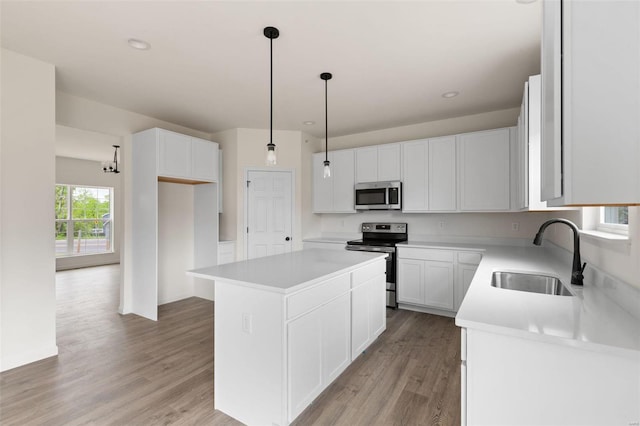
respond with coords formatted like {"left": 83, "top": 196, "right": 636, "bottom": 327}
{"left": 55, "top": 184, "right": 114, "bottom": 257}
{"left": 597, "top": 206, "right": 629, "bottom": 236}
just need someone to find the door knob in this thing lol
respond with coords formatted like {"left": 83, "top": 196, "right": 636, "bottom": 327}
{"left": 285, "top": 237, "right": 290, "bottom": 241}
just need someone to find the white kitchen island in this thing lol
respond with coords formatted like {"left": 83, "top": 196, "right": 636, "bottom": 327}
{"left": 188, "top": 249, "right": 387, "bottom": 426}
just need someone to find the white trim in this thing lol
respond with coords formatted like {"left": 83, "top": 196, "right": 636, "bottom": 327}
{"left": 597, "top": 206, "right": 629, "bottom": 236}
{"left": 243, "top": 168, "right": 295, "bottom": 260}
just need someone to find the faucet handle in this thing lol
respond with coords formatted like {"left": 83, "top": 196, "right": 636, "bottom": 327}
{"left": 581, "top": 262, "right": 587, "bottom": 273}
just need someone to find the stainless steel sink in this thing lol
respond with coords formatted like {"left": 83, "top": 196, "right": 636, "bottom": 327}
{"left": 491, "top": 271, "right": 573, "bottom": 296}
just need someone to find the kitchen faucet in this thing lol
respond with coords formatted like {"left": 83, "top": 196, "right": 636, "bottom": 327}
{"left": 533, "top": 218, "right": 586, "bottom": 286}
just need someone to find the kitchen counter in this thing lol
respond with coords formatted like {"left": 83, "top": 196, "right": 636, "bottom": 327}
{"left": 188, "top": 248, "right": 384, "bottom": 293}
{"left": 399, "top": 241, "right": 640, "bottom": 357}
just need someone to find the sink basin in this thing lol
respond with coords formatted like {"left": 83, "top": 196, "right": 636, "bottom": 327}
{"left": 491, "top": 271, "right": 573, "bottom": 296}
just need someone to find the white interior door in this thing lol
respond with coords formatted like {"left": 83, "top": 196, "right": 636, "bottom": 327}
{"left": 246, "top": 170, "right": 293, "bottom": 259}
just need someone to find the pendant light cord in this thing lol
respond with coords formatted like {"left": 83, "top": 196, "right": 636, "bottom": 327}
{"left": 325, "top": 78, "right": 328, "bottom": 162}
{"left": 270, "top": 35, "right": 273, "bottom": 146}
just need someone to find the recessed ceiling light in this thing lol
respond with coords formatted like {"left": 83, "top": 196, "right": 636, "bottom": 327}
{"left": 127, "top": 38, "right": 151, "bottom": 50}
{"left": 442, "top": 91, "right": 459, "bottom": 99}
{"left": 303, "top": 121, "right": 315, "bottom": 125}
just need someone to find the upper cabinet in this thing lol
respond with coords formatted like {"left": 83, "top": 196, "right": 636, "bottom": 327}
{"left": 313, "top": 149, "right": 356, "bottom": 213}
{"left": 355, "top": 143, "right": 401, "bottom": 183}
{"left": 458, "top": 128, "right": 511, "bottom": 211}
{"left": 157, "top": 128, "right": 219, "bottom": 182}
{"left": 541, "top": 0, "right": 640, "bottom": 206}
{"left": 401, "top": 136, "right": 456, "bottom": 213}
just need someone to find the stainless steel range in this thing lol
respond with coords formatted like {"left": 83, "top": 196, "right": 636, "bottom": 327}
{"left": 345, "top": 223, "right": 408, "bottom": 309}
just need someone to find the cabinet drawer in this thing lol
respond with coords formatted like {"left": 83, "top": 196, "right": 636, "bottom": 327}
{"left": 351, "top": 260, "right": 386, "bottom": 288}
{"left": 287, "top": 273, "right": 350, "bottom": 320}
{"left": 398, "top": 248, "right": 454, "bottom": 262}
{"left": 457, "top": 251, "right": 482, "bottom": 265}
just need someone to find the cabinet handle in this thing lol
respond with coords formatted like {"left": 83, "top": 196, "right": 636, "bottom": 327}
{"left": 285, "top": 237, "right": 290, "bottom": 241}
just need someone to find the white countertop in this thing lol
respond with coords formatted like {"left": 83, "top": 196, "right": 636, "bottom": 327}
{"left": 302, "top": 237, "right": 352, "bottom": 244}
{"left": 400, "top": 241, "right": 640, "bottom": 357}
{"left": 188, "top": 248, "right": 386, "bottom": 294}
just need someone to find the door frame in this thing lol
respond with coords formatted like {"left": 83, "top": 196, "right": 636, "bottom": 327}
{"left": 243, "top": 167, "right": 296, "bottom": 260}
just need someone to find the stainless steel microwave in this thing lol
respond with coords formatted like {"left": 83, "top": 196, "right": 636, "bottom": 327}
{"left": 355, "top": 181, "right": 402, "bottom": 210}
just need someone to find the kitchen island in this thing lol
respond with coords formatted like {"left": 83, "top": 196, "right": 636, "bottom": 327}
{"left": 188, "top": 249, "right": 387, "bottom": 426}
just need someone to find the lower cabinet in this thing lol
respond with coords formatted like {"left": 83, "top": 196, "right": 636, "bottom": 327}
{"left": 397, "top": 247, "right": 481, "bottom": 315}
{"left": 351, "top": 274, "right": 386, "bottom": 358}
{"left": 217, "top": 241, "right": 235, "bottom": 265}
{"left": 461, "top": 328, "right": 640, "bottom": 425}
{"left": 288, "top": 292, "right": 350, "bottom": 421}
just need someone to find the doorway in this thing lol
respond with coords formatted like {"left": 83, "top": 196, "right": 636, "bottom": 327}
{"left": 245, "top": 169, "right": 294, "bottom": 259}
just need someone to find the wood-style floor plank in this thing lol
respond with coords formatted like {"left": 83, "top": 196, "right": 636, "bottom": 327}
{"left": 0, "top": 265, "right": 460, "bottom": 425}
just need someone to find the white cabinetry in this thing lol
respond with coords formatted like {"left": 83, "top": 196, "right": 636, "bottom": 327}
{"left": 397, "top": 246, "right": 480, "bottom": 316}
{"left": 457, "top": 128, "right": 511, "bottom": 211}
{"left": 288, "top": 290, "right": 350, "bottom": 421}
{"left": 218, "top": 241, "right": 235, "bottom": 265}
{"left": 131, "top": 128, "right": 219, "bottom": 321}
{"left": 312, "top": 150, "right": 355, "bottom": 213}
{"left": 541, "top": 0, "right": 640, "bottom": 205}
{"left": 402, "top": 136, "right": 456, "bottom": 212}
{"left": 350, "top": 262, "right": 386, "bottom": 359}
{"left": 355, "top": 143, "right": 401, "bottom": 183}
{"left": 462, "top": 328, "right": 640, "bottom": 425}
{"left": 157, "top": 129, "right": 219, "bottom": 182}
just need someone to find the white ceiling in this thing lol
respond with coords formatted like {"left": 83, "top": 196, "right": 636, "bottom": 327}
{"left": 1, "top": 0, "right": 541, "bottom": 140}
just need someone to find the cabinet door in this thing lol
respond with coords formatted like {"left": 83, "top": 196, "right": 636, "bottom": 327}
{"left": 397, "top": 258, "right": 424, "bottom": 305}
{"left": 458, "top": 129, "right": 511, "bottom": 211}
{"left": 456, "top": 264, "right": 478, "bottom": 311}
{"left": 332, "top": 150, "right": 356, "bottom": 213}
{"left": 368, "top": 274, "right": 386, "bottom": 339}
{"left": 402, "top": 140, "right": 429, "bottom": 212}
{"left": 312, "top": 152, "right": 333, "bottom": 212}
{"left": 288, "top": 308, "right": 323, "bottom": 422}
{"left": 322, "top": 293, "right": 351, "bottom": 384}
{"left": 191, "top": 138, "right": 218, "bottom": 182}
{"left": 355, "top": 147, "right": 378, "bottom": 183}
{"left": 158, "top": 130, "right": 191, "bottom": 178}
{"left": 424, "top": 260, "right": 454, "bottom": 310}
{"left": 351, "top": 283, "right": 369, "bottom": 358}
{"left": 429, "top": 136, "right": 457, "bottom": 211}
{"left": 377, "top": 144, "right": 401, "bottom": 181}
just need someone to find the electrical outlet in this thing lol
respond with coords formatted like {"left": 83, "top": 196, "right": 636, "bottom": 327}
{"left": 242, "top": 313, "right": 252, "bottom": 334}
{"left": 512, "top": 222, "right": 520, "bottom": 231}
{"left": 439, "top": 221, "right": 446, "bottom": 229}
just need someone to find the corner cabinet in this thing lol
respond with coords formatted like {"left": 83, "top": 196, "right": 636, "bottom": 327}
{"left": 397, "top": 246, "right": 481, "bottom": 316}
{"left": 131, "top": 128, "right": 219, "bottom": 321}
{"left": 312, "top": 149, "right": 356, "bottom": 213}
{"left": 541, "top": 0, "right": 640, "bottom": 205}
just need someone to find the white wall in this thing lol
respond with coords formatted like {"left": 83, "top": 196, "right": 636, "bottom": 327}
{"left": 55, "top": 156, "right": 123, "bottom": 270}
{"left": 56, "top": 92, "right": 214, "bottom": 315}
{"left": 1, "top": 49, "right": 57, "bottom": 371}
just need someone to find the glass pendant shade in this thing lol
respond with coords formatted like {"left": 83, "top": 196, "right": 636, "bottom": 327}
{"left": 323, "top": 160, "right": 331, "bottom": 178}
{"left": 266, "top": 143, "right": 277, "bottom": 166}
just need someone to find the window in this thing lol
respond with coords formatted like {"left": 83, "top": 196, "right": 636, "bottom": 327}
{"left": 55, "top": 185, "right": 114, "bottom": 257}
{"left": 598, "top": 206, "right": 629, "bottom": 235}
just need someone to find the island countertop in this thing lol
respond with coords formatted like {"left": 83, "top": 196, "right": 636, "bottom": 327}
{"left": 188, "top": 248, "right": 386, "bottom": 294}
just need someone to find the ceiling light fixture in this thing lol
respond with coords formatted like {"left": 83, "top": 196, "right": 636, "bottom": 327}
{"left": 264, "top": 26, "right": 279, "bottom": 166}
{"left": 321, "top": 72, "right": 332, "bottom": 179}
{"left": 127, "top": 38, "right": 150, "bottom": 50}
{"left": 102, "top": 145, "right": 121, "bottom": 174}
{"left": 442, "top": 91, "right": 459, "bottom": 99}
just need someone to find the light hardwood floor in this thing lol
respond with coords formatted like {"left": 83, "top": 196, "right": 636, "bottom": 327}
{"left": 0, "top": 265, "right": 460, "bottom": 425}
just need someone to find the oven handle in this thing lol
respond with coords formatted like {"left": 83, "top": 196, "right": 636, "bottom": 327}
{"left": 345, "top": 245, "right": 394, "bottom": 254}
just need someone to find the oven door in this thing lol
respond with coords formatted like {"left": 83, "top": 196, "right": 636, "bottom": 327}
{"left": 354, "top": 187, "right": 388, "bottom": 210}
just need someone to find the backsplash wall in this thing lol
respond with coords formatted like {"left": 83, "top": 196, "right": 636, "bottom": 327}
{"left": 317, "top": 211, "right": 551, "bottom": 242}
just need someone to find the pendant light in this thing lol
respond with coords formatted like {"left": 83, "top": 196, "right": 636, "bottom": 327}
{"left": 264, "top": 26, "right": 279, "bottom": 166}
{"left": 102, "top": 145, "right": 120, "bottom": 174}
{"left": 321, "top": 72, "right": 332, "bottom": 178}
